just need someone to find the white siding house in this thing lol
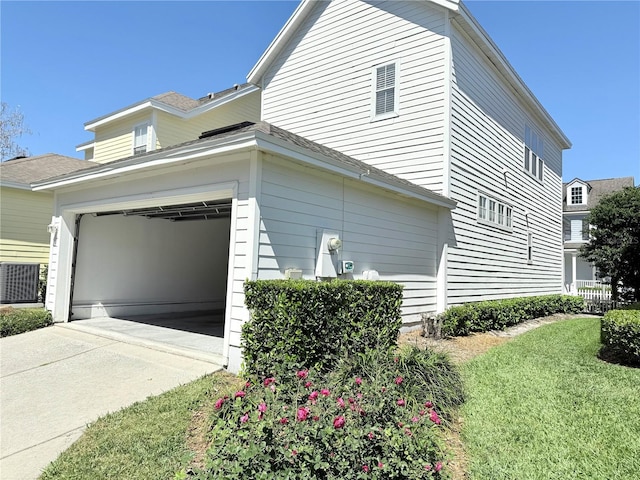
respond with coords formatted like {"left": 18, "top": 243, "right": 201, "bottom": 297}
{"left": 36, "top": 122, "right": 454, "bottom": 372}
{"left": 249, "top": 0, "right": 571, "bottom": 307}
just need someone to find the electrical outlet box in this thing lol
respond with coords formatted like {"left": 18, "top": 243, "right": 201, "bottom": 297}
{"left": 340, "top": 260, "right": 354, "bottom": 274}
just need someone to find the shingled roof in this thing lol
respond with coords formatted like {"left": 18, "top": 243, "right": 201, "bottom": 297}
{"left": 0, "top": 154, "right": 98, "bottom": 187}
{"left": 563, "top": 177, "right": 635, "bottom": 212}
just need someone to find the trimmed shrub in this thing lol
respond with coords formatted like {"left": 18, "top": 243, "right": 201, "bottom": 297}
{"left": 202, "top": 352, "right": 449, "bottom": 479}
{"left": 600, "top": 308, "right": 640, "bottom": 366}
{"left": 242, "top": 280, "right": 403, "bottom": 379}
{"left": 439, "top": 294, "right": 584, "bottom": 337}
{"left": 0, "top": 307, "right": 52, "bottom": 337}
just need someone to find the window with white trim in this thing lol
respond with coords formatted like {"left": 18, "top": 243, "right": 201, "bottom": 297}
{"left": 372, "top": 62, "right": 399, "bottom": 119}
{"left": 133, "top": 123, "right": 149, "bottom": 155}
{"left": 570, "top": 186, "right": 583, "bottom": 204}
{"left": 524, "top": 125, "right": 544, "bottom": 182}
{"left": 478, "top": 193, "right": 513, "bottom": 230}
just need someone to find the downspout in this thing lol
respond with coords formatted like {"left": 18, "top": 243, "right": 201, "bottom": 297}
{"left": 68, "top": 213, "right": 84, "bottom": 321}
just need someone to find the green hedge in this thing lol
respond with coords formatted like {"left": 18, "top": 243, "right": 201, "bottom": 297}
{"left": 601, "top": 307, "right": 640, "bottom": 366}
{"left": 438, "top": 294, "right": 584, "bottom": 337}
{"left": 242, "top": 280, "right": 403, "bottom": 378}
{"left": 0, "top": 307, "right": 53, "bottom": 337}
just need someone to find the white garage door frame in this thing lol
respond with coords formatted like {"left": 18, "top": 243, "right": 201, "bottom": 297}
{"left": 49, "top": 181, "right": 239, "bottom": 362}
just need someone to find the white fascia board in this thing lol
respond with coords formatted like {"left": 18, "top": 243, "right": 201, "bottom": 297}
{"left": 75, "top": 141, "right": 95, "bottom": 152}
{"left": 455, "top": 3, "right": 571, "bottom": 150}
{"left": 247, "top": 0, "right": 317, "bottom": 84}
{"left": 253, "top": 132, "right": 456, "bottom": 209}
{"left": 84, "top": 85, "right": 260, "bottom": 131}
{"left": 32, "top": 134, "right": 258, "bottom": 191}
{"left": 0, "top": 181, "right": 32, "bottom": 190}
{"left": 563, "top": 210, "right": 590, "bottom": 215}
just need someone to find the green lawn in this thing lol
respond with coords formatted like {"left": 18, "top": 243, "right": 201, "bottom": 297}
{"left": 461, "top": 317, "right": 640, "bottom": 480}
{"left": 40, "top": 372, "right": 241, "bottom": 480}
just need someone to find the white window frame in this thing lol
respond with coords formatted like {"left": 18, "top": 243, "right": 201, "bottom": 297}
{"left": 524, "top": 125, "right": 544, "bottom": 183}
{"left": 567, "top": 184, "right": 587, "bottom": 205}
{"left": 133, "top": 122, "right": 150, "bottom": 156}
{"left": 371, "top": 61, "right": 399, "bottom": 121}
{"left": 477, "top": 192, "right": 513, "bottom": 231}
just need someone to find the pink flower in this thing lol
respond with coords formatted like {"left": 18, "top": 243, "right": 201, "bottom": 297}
{"left": 435, "top": 462, "right": 443, "bottom": 472}
{"left": 321, "top": 388, "right": 331, "bottom": 397}
{"left": 279, "top": 417, "right": 289, "bottom": 424}
{"left": 258, "top": 402, "right": 267, "bottom": 413}
{"left": 292, "top": 449, "right": 298, "bottom": 456}
{"left": 355, "top": 377, "right": 363, "bottom": 385}
{"left": 381, "top": 387, "right": 387, "bottom": 393}
{"left": 214, "top": 396, "right": 227, "bottom": 410}
{"left": 263, "top": 377, "right": 276, "bottom": 387}
{"left": 362, "top": 465, "right": 370, "bottom": 473}
{"left": 419, "top": 410, "right": 426, "bottom": 416}
{"left": 296, "top": 370, "right": 308, "bottom": 379}
{"left": 368, "top": 432, "right": 375, "bottom": 440}
{"left": 397, "top": 421, "right": 404, "bottom": 427}
{"left": 411, "top": 416, "right": 420, "bottom": 423}
{"left": 404, "top": 428, "right": 413, "bottom": 436}
{"left": 424, "top": 464, "right": 432, "bottom": 471}
{"left": 304, "top": 381, "right": 313, "bottom": 388}
{"left": 395, "top": 376, "right": 403, "bottom": 385}
{"left": 378, "top": 461, "right": 384, "bottom": 468}
{"left": 425, "top": 401, "right": 433, "bottom": 408}
{"left": 397, "top": 398, "right": 406, "bottom": 406}
{"left": 429, "top": 410, "right": 441, "bottom": 425}
{"left": 240, "top": 413, "right": 249, "bottom": 423}
{"left": 245, "top": 381, "right": 251, "bottom": 388}
{"left": 337, "top": 397, "right": 345, "bottom": 408}
{"left": 234, "top": 391, "right": 246, "bottom": 399}
{"left": 297, "top": 406, "right": 310, "bottom": 421}
{"left": 309, "top": 391, "right": 319, "bottom": 404}
{"left": 357, "top": 392, "right": 363, "bottom": 399}
{"left": 348, "top": 397, "right": 355, "bottom": 404}
{"left": 394, "top": 357, "right": 399, "bottom": 363}
{"left": 313, "top": 415, "right": 320, "bottom": 421}
{"left": 333, "top": 416, "right": 346, "bottom": 429}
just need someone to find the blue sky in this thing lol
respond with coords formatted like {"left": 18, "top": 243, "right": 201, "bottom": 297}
{"left": 1, "top": 1, "right": 638, "bottom": 183}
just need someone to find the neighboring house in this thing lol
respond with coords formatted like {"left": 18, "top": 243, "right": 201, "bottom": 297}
{"left": 0, "top": 154, "right": 96, "bottom": 303}
{"left": 76, "top": 84, "right": 260, "bottom": 163}
{"left": 563, "top": 176, "right": 635, "bottom": 293}
{"left": 36, "top": 0, "right": 570, "bottom": 372}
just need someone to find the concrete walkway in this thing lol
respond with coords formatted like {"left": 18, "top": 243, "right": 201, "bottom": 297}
{"left": 0, "top": 325, "right": 221, "bottom": 480}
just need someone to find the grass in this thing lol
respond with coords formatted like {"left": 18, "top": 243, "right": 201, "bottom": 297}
{"left": 40, "top": 372, "right": 241, "bottom": 480}
{"left": 0, "top": 307, "right": 52, "bottom": 337}
{"left": 461, "top": 317, "right": 640, "bottom": 480}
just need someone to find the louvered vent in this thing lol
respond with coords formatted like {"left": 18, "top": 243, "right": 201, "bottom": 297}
{"left": 0, "top": 263, "right": 40, "bottom": 304}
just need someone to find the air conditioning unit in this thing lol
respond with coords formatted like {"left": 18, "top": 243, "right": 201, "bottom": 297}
{"left": 0, "top": 263, "right": 40, "bottom": 304}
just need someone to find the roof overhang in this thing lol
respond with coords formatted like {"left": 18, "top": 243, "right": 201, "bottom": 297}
{"left": 0, "top": 180, "right": 32, "bottom": 190}
{"left": 84, "top": 84, "right": 260, "bottom": 131}
{"left": 76, "top": 140, "right": 95, "bottom": 152}
{"left": 247, "top": 0, "right": 570, "bottom": 150}
{"left": 33, "top": 129, "right": 455, "bottom": 210}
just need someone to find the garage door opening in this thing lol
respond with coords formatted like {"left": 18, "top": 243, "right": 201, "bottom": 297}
{"left": 67, "top": 199, "right": 232, "bottom": 359}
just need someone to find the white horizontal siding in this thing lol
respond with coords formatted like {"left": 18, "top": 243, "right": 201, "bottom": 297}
{"left": 447, "top": 23, "right": 564, "bottom": 304}
{"left": 258, "top": 154, "right": 439, "bottom": 324}
{"left": 261, "top": 0, "right": 449, "bottom": 193}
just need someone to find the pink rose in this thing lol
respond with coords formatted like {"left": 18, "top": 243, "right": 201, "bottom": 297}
{"left": 395, "top": 376, "right": 403, "bottom": 385}
{"left": 296, "top": 370, "right": 308, "bottom": 379}
{"left": 297, "top": 406, "right": 310, "bottom": 421}
{"left": 435, "top": 462, "right": 443, "bottom": 472}
{"left": 337, "top": 397, "right": 345, "bottom": 408}
{"left": 397, "top": 398, "right": 405, "bottom": 406}
{"left": 258, "top": 402, "right": 267, "bottom": 413}
{"left": 279, "top": 417, "right": 289, "bottom": 424}
{"left": 321, "top": 388, "right": 331, "bottom": 397}
{"left": 333, "top": 416, "right": 345, "bottom": 429}
{"left": 309, "top": 391, "right": 319, "bottom": 404}
{"left": 429, "top": 410, "right": 441, "bottom": 425}
{"left": 362, "top": 465, "right": 370, "bottom": 472}
{"left": 368, "top": 432, "right": 375, "bottom": 440}
{"left": 425, "top": 401, "right": 433, "bottom": 408}
{"left": 424, "top": 464, "right": 432, "bottom": 471}
{"left": 240, "top": 413, "right": 249, "bottom": 423}
{"left": 355, "top": 377, "right": 363, "bottom": 385}
{"left": 304, "top": 381, "right": 313, "bottom": 388}
{"left": 378, "top": 462, "right": 384, "bottom": 468}
{"left": 263, "top": 377, "right": 276, "bottom": 387}
{"left": 411, "top": 416, "right": 420, "bottom": 423}
{"left": 234, "top": 391, "right": 246, "bottom": 399}
{"left": 214, "top": 396, "right": 227, "bottom": 410}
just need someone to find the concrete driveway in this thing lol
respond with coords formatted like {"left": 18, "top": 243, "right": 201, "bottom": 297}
{"left": 0, "top": 325, "right": 221, "bottom": 480}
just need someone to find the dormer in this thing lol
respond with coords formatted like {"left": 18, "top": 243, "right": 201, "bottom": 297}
{"left": 565, "top": 179, "right": 590, "bottom": 207}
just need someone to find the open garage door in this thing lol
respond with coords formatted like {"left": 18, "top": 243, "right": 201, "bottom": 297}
{"left": 68, "top": 199, "right": 232, "bottom": 346}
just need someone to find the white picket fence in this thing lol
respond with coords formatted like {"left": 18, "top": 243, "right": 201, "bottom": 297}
{"left": 573, "top": 280, "right": 618, "bottom": 313}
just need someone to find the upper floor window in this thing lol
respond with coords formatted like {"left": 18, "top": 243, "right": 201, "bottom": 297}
{"left": 371, "top": 62, "right": 399, "bottom": 120}
{"left": 524, "top": 125, "right": 544, "bottom": 182}
{"left": 570, "top": 186, "right": 583, "bottom": 204}
{"left": 478, "top": 193, "right": 513, "bottom": 230}
{"left": 133, "top": 123, "right": 149, "bottom": 155}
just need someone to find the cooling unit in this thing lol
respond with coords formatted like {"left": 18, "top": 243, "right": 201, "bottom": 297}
{"left": 0, "top": 263, "right": 40, "bottom": 304}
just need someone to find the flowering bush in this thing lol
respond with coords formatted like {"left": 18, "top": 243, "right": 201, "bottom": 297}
{"left": 199, "top": 362, "right": 449, "bottom": 479}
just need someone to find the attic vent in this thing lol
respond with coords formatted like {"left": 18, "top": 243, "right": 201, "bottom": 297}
{"left": 199, "top": 121, "right": 254, "bottom": 139}
{"left": 0, "top": 263, "right": 40, "bottom": 304}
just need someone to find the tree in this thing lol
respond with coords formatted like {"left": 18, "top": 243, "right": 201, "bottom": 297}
{"left": 580, "top": 186, "right": 640, "bottom": 302}
{"left": 0, "top": 102, "right": 31, "bottom": 161}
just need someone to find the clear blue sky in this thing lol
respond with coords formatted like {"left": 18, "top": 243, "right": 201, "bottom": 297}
{"left": 2, "top": 1, "right": 638, "bottom": 183}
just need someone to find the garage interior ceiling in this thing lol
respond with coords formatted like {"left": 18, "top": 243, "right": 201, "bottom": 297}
{"left": 94, "top": 200, "right": 232, "bottom": 222}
